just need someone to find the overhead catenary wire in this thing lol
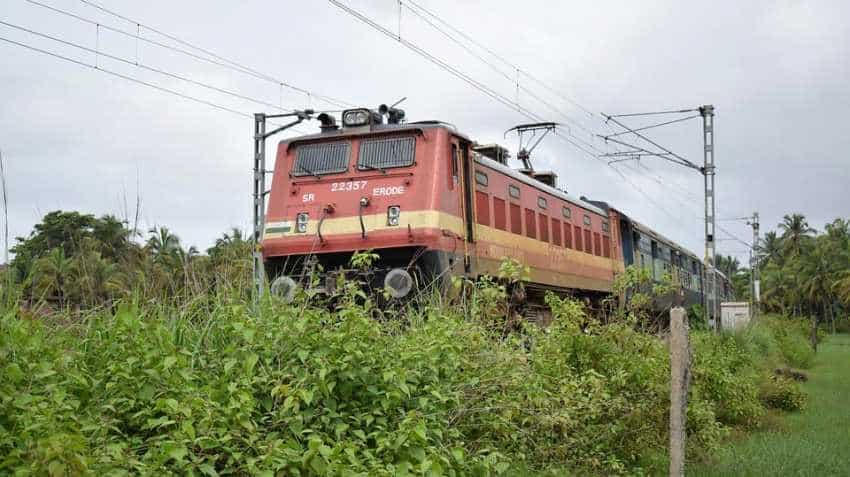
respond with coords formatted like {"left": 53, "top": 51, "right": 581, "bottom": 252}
{"left": 0, "top": 34, "right": 311, "bottom": 135}
{"left": 25, "top": 0, "right": 354, "bottom": 109}
{"left": 0, "top": 19, "right": 297, "bottom": 114}
{"left": 399, "top": 1, "right": 596, "bottom": 139}
{"left": 401, "top": 0, "right": 597, "bottom": 119}
{"left": 326, "top": 0, "right": 612, "bottom": 162}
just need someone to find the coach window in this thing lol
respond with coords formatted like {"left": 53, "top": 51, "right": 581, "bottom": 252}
{"left": 508, "top": 184, "right": 521, "bottom": 199}
{"left": 474, "top": 170, "right": 489, "bottom": 187}
{"left": 537, "top": 196, "right": 548, "bottom": 209}
{"left": 583, "top": 214, "right": 592, "bottom": 226}
{"left": 562, "top": 206, "right": 572, "bottom": 220}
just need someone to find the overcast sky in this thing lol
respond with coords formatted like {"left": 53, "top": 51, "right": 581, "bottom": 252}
{"left": 1, "top": 0, "right": 848, "bottom": 262}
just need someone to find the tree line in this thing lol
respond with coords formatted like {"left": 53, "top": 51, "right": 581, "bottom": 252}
{"left": 714, "top": 213, "right": 850, "bottom": 331}
{"left": 6, "top": 210, "right": 849, "bottom": 332}
{"left": 6, "top": 210, "right": 252, "bottom": 309}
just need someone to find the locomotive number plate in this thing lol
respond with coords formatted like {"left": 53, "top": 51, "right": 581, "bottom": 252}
{"left": 330, "top": 181, "right": 367, "bottom": 192}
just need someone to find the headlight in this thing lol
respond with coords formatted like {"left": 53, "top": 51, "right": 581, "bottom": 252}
{"left": 342, "top": 108, "right": 371, "bottom": 127}
{"left": 387, "top": 206, "right": 401, "bottom": 226}
{"left": 296, "top": 212, "right": 309, "bottom": 233}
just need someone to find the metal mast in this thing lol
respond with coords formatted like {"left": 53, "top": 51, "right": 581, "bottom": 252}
{"left": 748, "top": 211, "right": 760, "bottom": 319}
{"left": 252, "top": 110, "right": 313, "bottom": 301}
{"left": 700, "top": 105, "right": 718, "bottom": 330}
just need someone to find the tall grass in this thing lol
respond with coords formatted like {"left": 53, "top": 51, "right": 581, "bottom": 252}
{"left": 0, "top": 282, "right": 814, "bottom": 475}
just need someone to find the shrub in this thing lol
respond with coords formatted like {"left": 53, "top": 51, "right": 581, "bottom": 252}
{"left": 690, "top": 332, "right": 765, "bottom": 428}
{"left": 759, "top": 376, "right": 807, "bottom": 411}
{"left": 0, "top": 284, "right": 817, "bottom": 475}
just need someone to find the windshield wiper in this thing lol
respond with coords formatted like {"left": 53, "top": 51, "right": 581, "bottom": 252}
{"left": 297, "top": 163, "right": 321, "bottom": 179}
{"left": 360, "top": 164, "right": 387, "bottom": 174}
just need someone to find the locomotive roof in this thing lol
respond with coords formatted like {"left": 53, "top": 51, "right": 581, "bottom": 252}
{"left": 473, "top": 155, "right": 608, "bottom": 216}
{"left": 280, "top": 121, "right": 472, "bottom": 146}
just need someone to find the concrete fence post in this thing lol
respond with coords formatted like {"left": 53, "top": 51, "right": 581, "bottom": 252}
{"left": 669, "top": 307, "right": 690, "bottom": 477}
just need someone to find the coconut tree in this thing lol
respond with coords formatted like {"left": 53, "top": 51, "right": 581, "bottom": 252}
{"left": 27, "top": 247, "right": 71, "bottom": 307}
{"left": 759, "top": 231, "right": 783, "bottom": 266}
{"left": 146, "top": 226, "right": 182, "bottom": 264}
{"left": 779, "top": 213, "right": 815, "bottom": 257}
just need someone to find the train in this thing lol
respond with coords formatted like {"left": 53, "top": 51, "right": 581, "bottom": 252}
{"left": 261, "top": 105, "right": 733, "bottom": 317}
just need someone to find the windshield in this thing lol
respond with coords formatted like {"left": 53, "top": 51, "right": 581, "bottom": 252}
{"left": 292, "top": 141, "right": 350, "bottom": 177}
{"left": 357, "top": 136, "right": 415, "bottom": 171}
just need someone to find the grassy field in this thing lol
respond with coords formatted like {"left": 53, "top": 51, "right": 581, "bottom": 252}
{"left": 692, "top": 333, "right": 850, "bottom": 477}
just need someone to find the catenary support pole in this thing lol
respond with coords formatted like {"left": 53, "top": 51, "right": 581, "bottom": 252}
{"left": 700, "top": 105, "right": 718, "bottom": 330}
{"left": 669, "top": 307, "right": 690, "bottom": 477}
{"left": 750, "top": 212, "right": 760, "bottom": 319}
{"left": 251, "top": 110, "right": 314, "bottom": 303}
{"left": 252, "top": 114, "right": 267, "bottom": 301}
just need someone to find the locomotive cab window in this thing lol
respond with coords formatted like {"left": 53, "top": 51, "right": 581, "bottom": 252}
{"left": 293, "top": 141, "right": 350, "bottom": 176}
{"left": 358, "top": 136, "right": 415, "bottom": 171}
{"left": 508, "top": 184, "right": 521, "bottom": 199}
{"left": 474, "top": 170, "right": 489, "bottom": 187}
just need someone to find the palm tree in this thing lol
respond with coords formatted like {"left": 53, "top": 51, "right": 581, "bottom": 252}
{"left": 779, "top": 214, "right": 815, "bottom": 257}
{"left": 146, "top": 226, "right": 182, "bottom": 265}
{"left": 715, "top": 254, "right": 741, "bottom": 279}
{"left": 27, "top": 247, "right": 71, "bottom": 307}
{"left": 759, "top": 231, "right": 783, "bottom": 266}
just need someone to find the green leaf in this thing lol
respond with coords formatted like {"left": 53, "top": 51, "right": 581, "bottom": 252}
{"left": 163, "top": 356, "right": 177, "bottom": 370}
{"left": 413, "top": 421, "right": 427, "bottom": 441}
{"left": 299, "top": 389, "right": 314, "bottom": 406}
{"left": 310, "top": 455, "right": 327, "bottom": 474}
{"left": 4, "top": 363, "right": 24, "bottom": 384}
{"left": 244, "top": 353, "right": 259, "bottom": 374}
{"left": 167, "top": 444, "right": 188, "bottom": 462}
{"left": 199, "top": 463, "right": 219, "bottom": 476}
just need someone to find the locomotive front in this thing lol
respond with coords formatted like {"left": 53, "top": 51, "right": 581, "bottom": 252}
{"left": 261, "top": 106, "right": 464, "bottom": 301}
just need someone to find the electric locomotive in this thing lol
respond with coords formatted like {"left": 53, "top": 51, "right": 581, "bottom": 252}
{"left": 261, "top": 105, "right": 731, "bottom": 313}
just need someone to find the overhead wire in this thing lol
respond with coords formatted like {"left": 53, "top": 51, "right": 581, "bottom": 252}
{"left": 0, "top": 34, "right": 309, "bottom": 134}
{"left": 327, "top": 0, "right": 624, "bottom": 177}
{"left": 0, "top": 19, "right": 295, "bottom": 114}
{"left": 0, "top": 35, "right": 252, "bottom": 118}
{"left": 25, "top": 0, "right": 354, "bottom": 109}
{"left": 401, "top": 0, "right": 597, "bottom": 118}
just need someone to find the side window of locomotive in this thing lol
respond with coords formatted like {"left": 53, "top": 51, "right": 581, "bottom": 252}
{"left": 508, "top": 184, "right": 521, "bottom": 199}
{"left": 358, "top": 136, "right": 415, "bottom": 171}
{"left": 293, "top": 141, "right": 350, "bottom": 176}
{"left": 474, "top": 170, "right": 489, "bottom": 187}
{"left": 537, "top": 196, "right": 547, "bottom": 209}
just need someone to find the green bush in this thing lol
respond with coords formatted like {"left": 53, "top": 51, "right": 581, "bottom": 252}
{"left": 690, "top": 332, "right": 765, "bottom": 428}
{"left": 0, "top": 285, "right": 817, "bottom": 475}
{"left": 759, "top": 316, "right": 816, "bottom": 369}
{"left": 759, "top": 376, "right": 807, "bottom": 411}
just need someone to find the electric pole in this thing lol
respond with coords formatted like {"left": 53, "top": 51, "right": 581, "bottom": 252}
{"left": 700, "top": 105, "right": 718, "bottom": 330}
{"left": 252, "top": 110, "right": 314, "bottom": 302}
{"left": 747, "top": 212, "right": 760, "bottom": 319}
{"left": 598, "top": 104, "right": 719, "bottom": 330}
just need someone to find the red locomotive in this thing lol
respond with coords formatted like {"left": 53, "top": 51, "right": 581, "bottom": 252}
{"left": 262, "top": 105, "right": 732, "bottom": 313}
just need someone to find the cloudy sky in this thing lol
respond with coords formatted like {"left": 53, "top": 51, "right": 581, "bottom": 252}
{"left": 1, "top": 0, "right": 848, "bottom": 262}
